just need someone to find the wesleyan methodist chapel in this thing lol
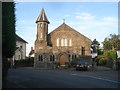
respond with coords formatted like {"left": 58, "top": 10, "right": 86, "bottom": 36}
{"left": 34, "top": 8, "right": 92, "bottom": 68}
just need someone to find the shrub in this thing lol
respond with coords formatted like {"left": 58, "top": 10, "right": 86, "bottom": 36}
{"left": 106, "top": 59, "right": 113, "bottom": 68}
{"left": 15, "top": 57, "right": 34, "bottom": 67}
{"left": 104, "top": 50, "right": 117, "bottom": 59}
{"left": 98, "top": 59, "right": 107, "bottom": 66}
{"left": 97, "top": 55, "right": 107, "bottom": 66}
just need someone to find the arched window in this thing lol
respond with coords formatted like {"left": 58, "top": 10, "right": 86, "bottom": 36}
{"left": 65, "top": 39, "right": 67, "bottom": 46}
{"left": 72, "top": 55, "right": 74, "bottom": 60}
{"left": 39, "top": 55, "right": 43, "bottom": 61}
{"left": 61, "top": 38, "right": 68, "bottom": 46}
{"left": 37, "top": 24, "right": 39, "bottom": 28}
{"left": 44, "top": 24, "right": 46, "bottom": 32}
{"left": 50, "top": 55, "right": 52, "bottom": 61}
{"left": 56, "top": 38, "right": 59, "bottom": 46}
{"left": 53, "top": 55, "right": 55, "bottom": 61}
{"left": 63, "top": 38, "right": 65, "bottom": 46}
{"left": 75, "top": 55, "right": 76, "bottom": 59}
{"left": 69, "top": 54, "right": 71, "bottom": 61}
{"left": 40, "top": 23, "right": 42, "bottom": 28}
{"left": 61, "top": 39, "right": 64, "bottom": 46}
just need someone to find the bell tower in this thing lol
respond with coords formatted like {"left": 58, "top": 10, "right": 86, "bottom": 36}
{"left": 35, "top": 8, "right": 50, "bottom": 53}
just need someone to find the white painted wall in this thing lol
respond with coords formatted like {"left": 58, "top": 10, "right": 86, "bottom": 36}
{"left": 14, "top": 41, "right": 26, "bottom": 60}
{"left": 117, "top": 51, "right": 120, "bottom": 58}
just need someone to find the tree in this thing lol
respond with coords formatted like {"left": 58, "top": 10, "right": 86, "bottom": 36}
{"left": 2, "top": 2, "right": 16, "bottom": 88}
{"left": 2, "top": 2, "right": 16, "bottom": 58}
{"left": 102, "top": 34, "right": 120, "bottom": 51}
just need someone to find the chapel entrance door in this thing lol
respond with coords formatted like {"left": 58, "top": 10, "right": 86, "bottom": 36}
{"left": 59, "top": 54, "right": 67, "bottom": 66}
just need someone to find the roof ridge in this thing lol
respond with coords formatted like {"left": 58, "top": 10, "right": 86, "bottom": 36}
{"left": 16, "top": 34, "right": 28, "bottom": 43}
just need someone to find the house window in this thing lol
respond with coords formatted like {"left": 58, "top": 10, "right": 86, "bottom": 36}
{"left": 82, "top": 47, "right": 85, "bottom": 55}
{"left": 20, "top": 45, "right": 22, "bottom": 49}
{"left": 18, "top": 55, "right": 21, "bottom": 60}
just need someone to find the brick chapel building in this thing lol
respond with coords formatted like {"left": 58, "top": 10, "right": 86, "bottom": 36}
{"left": 34, "top": 8, "right": 92, "bottom": 68}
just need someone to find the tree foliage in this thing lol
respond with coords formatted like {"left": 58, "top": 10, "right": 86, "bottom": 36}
{"left": 2, "top": 2, "right": 16, "bottom": 88}
{"left": 2, "top": 2, "right": 16, "bottom": 58}
{"left": 103, "top": 50, "right": 117, "bottom": 59}
{"left": 102, "top": 34, "right": 120, "bottom": 51}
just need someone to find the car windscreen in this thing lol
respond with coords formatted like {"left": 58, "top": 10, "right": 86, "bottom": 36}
{"left": 77, "top": 61, "right": 86, "bottom": 65}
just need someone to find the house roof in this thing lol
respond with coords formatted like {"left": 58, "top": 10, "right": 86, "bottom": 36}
{"left": 36, "top": 8, "right": 49, "bottom": 23}
{"left": 16, "top": 34, "right": 28, "bottom": 43}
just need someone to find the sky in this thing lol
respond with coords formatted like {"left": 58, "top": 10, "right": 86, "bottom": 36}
{"left": 14, "top": 1, "right": 118, "bottom": 56}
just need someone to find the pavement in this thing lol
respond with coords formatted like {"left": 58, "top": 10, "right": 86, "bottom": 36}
{"left": 96, "top": 66, "right": 112, "bottom": 71}
{"left": 15, "top": 66, "right": 113, "bottom": 71}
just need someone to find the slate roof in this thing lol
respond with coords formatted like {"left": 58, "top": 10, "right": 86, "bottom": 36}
{"left": 16, "top": 34, "right": 28, "bottom": 43}
{"left": 36, "top": 8, "right": 49, "bottom": 23}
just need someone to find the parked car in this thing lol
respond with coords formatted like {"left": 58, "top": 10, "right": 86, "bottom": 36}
{"left": 76, "top": 61, "right": 88, "bottom": 71}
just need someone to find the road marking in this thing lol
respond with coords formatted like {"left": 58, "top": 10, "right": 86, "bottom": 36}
{"left": 85, "top": 75, "right": 120, "bottom": 84}
{"left": 71, "top": 74, "right": 120, "bottom": 84}
{"left": 71, "top": 73, "right": 77, "bottom": 75}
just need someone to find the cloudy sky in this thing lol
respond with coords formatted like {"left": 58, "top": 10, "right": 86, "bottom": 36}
{"left": 14, "top": 1, "right": 118, "bottom": 56}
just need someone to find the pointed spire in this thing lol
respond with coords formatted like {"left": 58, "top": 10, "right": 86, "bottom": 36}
{"left": 36, "top": 8, "right": 50, "bottom": 24}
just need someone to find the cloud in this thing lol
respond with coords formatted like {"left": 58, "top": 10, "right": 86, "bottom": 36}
{"left": 103, "top": 17, "right": 117, "bottom": 21}
{"left": 16, "top": 20, "right": 36, "bottom": 25}
{"left": 66, "top": 15, "right": 118, "bottom": 46}
{"left": 78, "top": 26, "right": 88, "bottom": 31}
{"left": 65, "top": 14, "right": 70, "bottom": 17}
{"left": 75, "top": 12, "right": 95, "bottom": 20}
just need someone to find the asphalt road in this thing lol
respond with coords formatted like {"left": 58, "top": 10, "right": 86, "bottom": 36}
{"left": 5, "top": 68, "right": 119, "bottom": 88}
